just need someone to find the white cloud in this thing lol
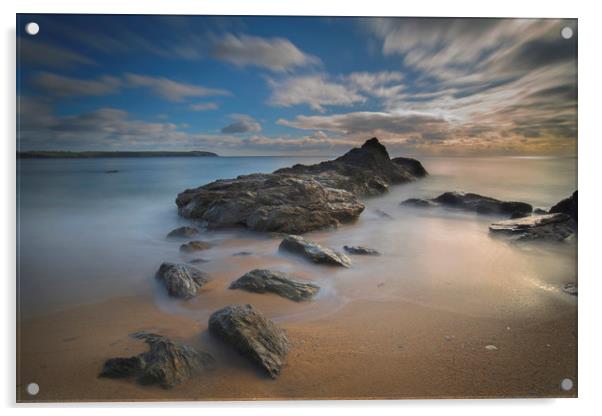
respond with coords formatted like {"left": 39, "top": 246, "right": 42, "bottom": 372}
{"left": 268, "top": 75, "right": 366, "bottom": 112}
{"left": 221, "top": 114, "right": 262, "bottom": 134}
{"left": 124, "top": 73, "right": 230, "bottom": 102}
{"left": 210, "top": 34, "right": 319, "bottom": 71}
{"left": 19, "top": 38, "right": 96, "bottom": 68}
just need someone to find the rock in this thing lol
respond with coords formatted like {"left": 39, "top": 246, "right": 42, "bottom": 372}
{"left": 343, "top": 245, "right": 381, "bottom": 256}
{"left": 104, "top": 169, "right": 119, "bottom": 174}
{"left": 99, "top": 332, "right": 214, "bottom": 388}
{"left": 510, "top": 211, "right": 529, "bottom": 219}
{"left": 374, "top": 209, "right": 394, "bottom": 219}
{"left": 155, "top": 262, "right": 209, "bottom": 298}
{"left": 167, "top": 226, "right": 199, "bottom": 238}
{"left": 232, "top": 251, "right": 253, "bottom": 256}
{"left": 179, "top": 240, "right": 211, "bottom": 252}
{"left": 489, "top": 213, "right": 576, "bottom": 242}
{"left": 432, "top": 192, "right": 532, "bottom": 217}
{"left": 230, "top": 269, "right": 319, "bottom": 301}
{"left": 534, "top": 208, "right": 548, "bottom": 215}
{"left": 562, "top": 283, "right": 577, "bottom": 296}
{"left": 175, "top": 138, "right": 427, "bottom": 233}
{"left": 391, "top": 156, "right": 428, "bottom": 177}
{"left": 279, "top": 235, "right": 351, "bottom": 267}
{"left": 484, "top": 344, "right": 498, "bottom": 351}
{"left": 208, "top": 304, "right": 290, "bottom": 378}
{"left": 550, "top": 191, "right": 577, "bottom": 221}
{"left": 188, "top": 258, "right": 209, "bottom": 264}
{"left": 401, "top": 198, "right": 436, "bottom": 208}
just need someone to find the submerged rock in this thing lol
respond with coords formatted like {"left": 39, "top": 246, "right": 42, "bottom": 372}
{"left": 534, "top": 208, "right": 548, "bottom": 215}
{"left": 179, "top": 240, "right": 211, "bottom": 252}
{"left": 99, "top": 332, "right": 214, "bottom": 388}
{"left": 279, "top": 235, "right": 351, "bottom": 267}
{"left": 208, "top": 304, "right": 290, "bottom": 378}
{"left": 230, "top": 269, "right": 319, "bottom": 301}
{"left": 562, "top": 283, "right": 578, "bottom": 296}
{"left": 374, "top": 209, "right": 394, "bottom": 219}
{"left": 343, "top": 245, "right": 381, "bottom": 256}
{"left": 401, "top": 198, "right": 436, "bottom": 208}
{"left": 550, "top": 191, "right": 578, "bottom": 221}
{"left": 167, "top": 226, "right": 199, "bottom": 238}
{"left": 432, "top": 192, "right": 532, "bottom": 217}
{"left": 104, "top": 169, "right": 119, "bottom": 174}
{"left": 489, "top": 213, "right": 576, "bottom": 242}
{"left": 155, "top": 262, "right": 209, "bottom": 298}
{"left": 232, "top": 251, "right": 253, "bottom": 256}
{"left": 175, "top": 138, "right": 427, "bottom": 233}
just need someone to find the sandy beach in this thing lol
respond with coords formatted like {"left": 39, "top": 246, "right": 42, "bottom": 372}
{"left": 17, "top": 244, "right": 577, "bottom": 402}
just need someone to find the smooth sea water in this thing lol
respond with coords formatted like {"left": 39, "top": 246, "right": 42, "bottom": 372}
{"left": 17, "top": 155, "right": 577, "bottom": 320}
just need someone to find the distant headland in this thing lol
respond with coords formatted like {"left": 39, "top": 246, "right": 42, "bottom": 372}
{"left": 17, "top": 150, "right": 219, "bottom": 159}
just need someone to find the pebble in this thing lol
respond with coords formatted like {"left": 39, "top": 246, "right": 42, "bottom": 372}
{"left": 485, "top": 344, "right": 499, "bottom": 351}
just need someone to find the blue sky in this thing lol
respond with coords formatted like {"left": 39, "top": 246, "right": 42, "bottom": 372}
{"left": 17, "top": 15, "right": 577, "bottom": 156}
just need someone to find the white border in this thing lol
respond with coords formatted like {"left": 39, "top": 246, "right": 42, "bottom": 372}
{"left": 3, "top": 0, "right": 602, "bottom": 414}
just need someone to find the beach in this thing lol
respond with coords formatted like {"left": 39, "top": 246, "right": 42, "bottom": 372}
{"left": 17, "top": 154, "right": 578, "bottom": 401}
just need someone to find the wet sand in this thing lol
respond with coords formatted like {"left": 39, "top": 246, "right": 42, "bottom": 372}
{"left": 17, "top": 282, "right": 577, "bottom": 402}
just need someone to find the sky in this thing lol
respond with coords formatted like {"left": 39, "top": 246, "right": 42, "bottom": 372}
{"left": 17, "top": 15, "right": 577, "bottom": 156}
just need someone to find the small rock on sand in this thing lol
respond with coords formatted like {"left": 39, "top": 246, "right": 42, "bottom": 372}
{"left": 179, "top": 240, "right": 211, "bottom": 252}
{"left": 279, "top": 235, "right": 351, "bottom": 267}
{"left": 485, "top": 344, "right": 499, "bottom": 351}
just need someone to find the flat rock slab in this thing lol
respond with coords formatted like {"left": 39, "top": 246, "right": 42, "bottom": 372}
{"left": 99, "top": 332, "right": 214, "bottom": 389}
{"left": 343, "top": 245, "right": 381, "bottom": 255}
{"left": 489, "top": 213, "right": 576, "bottom": 242}
{"left": 167, "top": 226, "right": 199, "bottom": 238}
{"left": 208, "top": 304, "right": 290, "bottom": 378}
{"left": 155, "top": 262, "right": 209, "bottom": 298}
{"left": 432, "top": 192, "right": 532, "bottom": 217}
{"left": 279, "top": 235, "right": 351, "bottom": 267}
{"left": 230, "top": 269, "right": 320, "bottom": 301}
{"left": 179, "top": 240, "right": 211, "bottom": 252}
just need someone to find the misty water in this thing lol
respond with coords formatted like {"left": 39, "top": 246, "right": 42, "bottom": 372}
{"left": 17, "top": 155, "right": 577, "bottom": 321}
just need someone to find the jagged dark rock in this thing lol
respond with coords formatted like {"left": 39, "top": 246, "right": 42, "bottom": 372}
{"left": 279, "top": 235, "right": 351, "bottom": 267}
{"left": 392, "top": 156, "right": 428, "bottom": 177}
{"left": 175, "top": 138, "right": 427, "bottom": 233}
{"left": 343, "top": 245, "right": 381, "bottom": 256}
{"left": 155, "top": 262, "right": 209, "bottom": 298}
{"left": 179, "top": 240, "right": 211, "bottom": 252}
{"left": 99, "top": 332, "right": 214, "bottom": 389}
{"left": 167, "top": 226, "right": 199, "bottom": 238}
{"left": 230, "top": 269, "right": 319, "bottom": 301}
{"left": 550, "top": 191, "right": 577, "bottom": 221}
{"left": 489, "top": 213, "right": 576, "bottom": 242}
{"left": 208, "top": 304, "right": 290, "bottom": 378}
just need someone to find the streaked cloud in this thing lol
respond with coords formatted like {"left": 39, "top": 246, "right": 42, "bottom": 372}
{"left": 189, "top": 102, "right": 219, "bottom": 111}
{"left": 124, "top": 73, "right": 230, "bottom": 102}
{"left": 30, "top": 72, "right": 121, "bottom": 97}
{"left": 210, "top": 34, "right": 319, "bottom": 71}
{"left": 19, "top": 38, "right": 95, "bottom": 68}
{"left": 268, "top": 75, "right": 366, "bottom": 112}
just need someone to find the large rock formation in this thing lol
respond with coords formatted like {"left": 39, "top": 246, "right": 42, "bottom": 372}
{"left": 402, "top": 192, "right": 532, "bottom": 218}
{"left": 489, "top": 213, "right": 576, "bottom": 242}
{"left": 279, "top": 235, "right": 351, "bottom": 267}
{"left": 99, "top": 332, "right": 214, "bottom": 389}
{"left": 175, "top": 138, "right": 427, "bottom": 233}
{"left": 208, "top": 304, "right": 290, "bottom": 378}
{"left": 230, "top": 269, "right": 319, "bottom": 301}
{"left": 550, "top": 191, "right": 577, "bottom": 221}
{"left": 155, "top": 262, "right": 209, "bottom": 299}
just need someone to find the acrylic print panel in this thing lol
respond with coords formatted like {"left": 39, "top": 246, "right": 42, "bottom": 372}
{"left": 16, "top": 14, "right": 577, "bottom": 402}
